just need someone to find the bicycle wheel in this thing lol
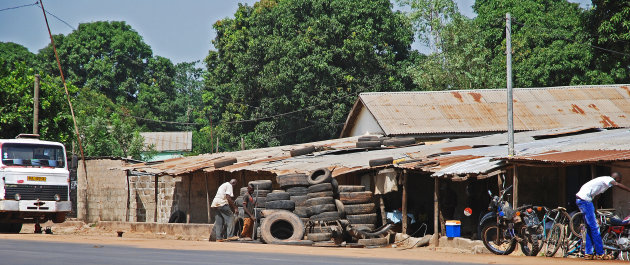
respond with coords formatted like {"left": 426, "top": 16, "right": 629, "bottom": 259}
{"left": 570, "top": 212, "right": 585, "bottom": 238}
{"left": 481, "top": 223, "right": 517, "bottom": 255}
{"left": 544, "top": 223, "right": 564, "bottom": 257}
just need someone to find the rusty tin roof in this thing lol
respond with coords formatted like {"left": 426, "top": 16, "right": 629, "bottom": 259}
{"left": 340, "top": 85, "right": 630, "bottom": 137}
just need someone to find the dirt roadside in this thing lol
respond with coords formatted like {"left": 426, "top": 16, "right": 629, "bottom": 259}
{"left": 0, "top": 222, "right": 620, "bottom": 265}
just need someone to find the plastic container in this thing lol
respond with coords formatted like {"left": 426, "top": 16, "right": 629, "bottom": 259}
{"left": 445, "top": 220, "right": 461, "bottom": 237}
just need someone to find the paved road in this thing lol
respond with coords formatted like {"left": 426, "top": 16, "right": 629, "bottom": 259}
{"left": 0, "top": 239, "right": 475, "bottom": 265}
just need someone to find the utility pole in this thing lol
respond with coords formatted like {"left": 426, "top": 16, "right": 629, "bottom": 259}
{"left": 506, "top": 13, "right": 514, "bottom": 157}
{"left": 33, "top": 74, "right": 40, "bottom": 135}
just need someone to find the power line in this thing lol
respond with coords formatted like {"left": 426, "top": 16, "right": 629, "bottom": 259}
{"left": 35, "top": 2, "right": 75, "bottom": 30}
{"left": 123, "top": 113, "right": 199, "bottom": 126}
{"left": 0, "top": 2, "right": 38, "bottom": 12}
{"left": 223, "top": 92, "right": 358, "bottom": 125}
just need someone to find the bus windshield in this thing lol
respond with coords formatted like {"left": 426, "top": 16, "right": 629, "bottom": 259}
{"left": 1, "top": 143, "right": 65, "bottom": 168}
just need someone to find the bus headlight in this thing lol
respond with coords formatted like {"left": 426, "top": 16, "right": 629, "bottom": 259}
{"left": 14, "top": 194, "right": 21, "bottom": 200}
{"left": 54, "top": 194, "right": 61, "bottom": 201}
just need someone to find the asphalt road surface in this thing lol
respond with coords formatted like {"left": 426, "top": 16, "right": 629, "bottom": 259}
{"left": 0, "top": 239, "right": 476, "bottom": 265}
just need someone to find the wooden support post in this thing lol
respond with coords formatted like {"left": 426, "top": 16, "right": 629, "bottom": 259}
{"left": 432, "top": 177, "right": 439, "bottom": 246}
{"left": 33, "top": 74, "right": 40, "bottom": 134}
{"left": 590, "top": 164, "right": 597, "bottom": 179}
{"left": 154, "top": 175, "right": 158, "bottom": 222}
{"left": 187, "top": 175, "right": 192, "bottom": 223}
{"left": 126, "top": 172, "right": 130, "bottom": 222}
{"left": 402, "top": 170, "right": 408, "bottom": 234}
{"left": 512, "top": 165, "right": 518, "bottom": 208}
{"left": 205, "top": 175, "right": 211, "bottom": 223}
{"left": 379, "top": 196, "right": 387, "bottom": 226}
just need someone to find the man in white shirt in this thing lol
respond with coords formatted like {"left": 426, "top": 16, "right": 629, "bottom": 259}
{"left": 211, "top": 179, "right": 237, "bottom": 241}
{"left": 576, "top": 172, "right": 630, "bottom": 260}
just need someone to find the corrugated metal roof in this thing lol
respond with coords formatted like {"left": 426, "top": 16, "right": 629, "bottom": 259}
{"left": 140, "top": 132, "right": 192, "bottom": 152}
{"left": 507, "top": 150, "right": 630, "bottom": 164}
{"left": 341, "top": 85, "right": 630, "bottom": 136}
{"left": 126, "top": 128, "right": 630, "bottom": 180}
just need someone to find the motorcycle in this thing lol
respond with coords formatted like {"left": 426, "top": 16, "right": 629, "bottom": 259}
{"left": 479, "top": 180, "right": 542, "bottom": 256}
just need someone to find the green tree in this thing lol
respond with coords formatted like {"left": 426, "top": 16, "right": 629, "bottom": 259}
{"left": 0, "top": 61, "right": 75, "bottom": 143}
{"left": 584, "top": 0, "right": 630, "bottom": 84}
{"left": 204, "top": 0, "right": 414, "bottom": 150}
{"left": 37, "top": 21, "right": 152, "bottom": 103}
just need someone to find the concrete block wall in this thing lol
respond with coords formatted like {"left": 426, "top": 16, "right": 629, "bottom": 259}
{"left": 79, "top": 159, "right": 278, "bottom": 224}
{"left": 77, "top": 159, "right": 128, "bottom": 223}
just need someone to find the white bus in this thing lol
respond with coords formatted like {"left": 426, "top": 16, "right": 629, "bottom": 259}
{"left": 0, "top": 134, "right": 71, "bottom": 233}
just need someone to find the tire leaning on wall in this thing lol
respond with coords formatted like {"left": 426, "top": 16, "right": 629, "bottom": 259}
{"left": 260, "top": 211, "right": 305, "bottom": 244}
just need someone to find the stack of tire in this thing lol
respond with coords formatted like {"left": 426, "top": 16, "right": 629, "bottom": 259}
{"left": 276, "top": 173, "right": 311, "bottom": 223}
{"left": 304, "top": 168, "right": 344, "bottom": 242}
{"left": 338, "top": 185, "right": 381, "bottom": 246}
{"left": 236, "top": 180, "right": 272, "bottom": 219}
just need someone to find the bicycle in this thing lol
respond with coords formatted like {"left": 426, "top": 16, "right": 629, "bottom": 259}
{"left": 569, "top": 208, "right": 630, "bottom": 259}
{"left": 538, "top": 206, "right": 571, "bottom": 257}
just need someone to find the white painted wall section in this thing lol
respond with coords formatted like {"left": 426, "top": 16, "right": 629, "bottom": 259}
{"left": 348, "top": 107, "right": 384, "bottom": 136}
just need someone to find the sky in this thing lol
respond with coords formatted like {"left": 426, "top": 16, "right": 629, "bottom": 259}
{"left": 0, "top": 0, "right": 591, "bottom": 65}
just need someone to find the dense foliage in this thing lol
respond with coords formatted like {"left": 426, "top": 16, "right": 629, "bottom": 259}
{"left": 2, "top": 0, "right": 630, "bottom": 157}
{"left": 204, "top": 0, "right": 414, "bottom": 150}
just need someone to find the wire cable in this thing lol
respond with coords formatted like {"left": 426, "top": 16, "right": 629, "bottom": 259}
{"left": 0, "top": 1, "right": 38, "bottom": 12}
{"left": 36, "top": 2, "right": 75, "bottom": 30}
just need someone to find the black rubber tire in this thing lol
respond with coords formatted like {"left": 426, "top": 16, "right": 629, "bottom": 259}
{"left": 235, "top": 196, "right": 244, "bottom": 206}
{"left": 330, "top": 178, "right": 339, "bottom": 197}
{"left": 351, "top": 224, "right": 376, "bottom": 231}
{"left": 308, "top": 204, "right": 337, "bottom": 216}
{"left": 255, "top": 197, "right": 267, "bottom": 208}
{"left": 481, "top": 222, "right": 517, "bottom": 255}
{"left": 266, "top": 200, "right": 295, "bottom": 211}
{"left": 358, "top": 237, "right": 388, "bottom": 247}
{"left": 273, "top": 240, "right": 314, "bottom": 246}
{"left": 369, "top": 157, "right": 393, "bottom": 167}
{"left": 286, "top": 186, "right": 308, "bottom": 196}
{"left": 338, "top": 185, "right": 365, "bottom": 192}
{"left": 570, "top": 212, "right": 585, "bottom": 238}
{"left": 290, "top": 146, "right": 315, "bottom": 157}
{"left": 252, "top": 189, "right": 271, "bottom": 198}
{"left": 544, "top": 223, "right": 564, "bottom": 257}
{"left": 293, "top": 206, "right": 310, "bottom": 218}
{"left": 344, "top": 203, "right": 376, "bottom": 215}
{"left": 290, "top": 195, "right": 308, "bottom": 207}
{"left": 520, "top": 227, "right": 541, "bottom": 256}
{"left": 249, "top": 180, "right": 273, "bottom": 190}
{"left": 260, "top": 211, "right": 305, "bottom": 244}
{"left": 10, "top": 223, "right": 22, "bottom": 233}
{"left": 266, "top": 191, "right": 290, "bottom": 202}
{"left": 308, "top": 183, "right": 333, "bottom": 193}
{"left": 53, "top": 213, "right": 66, "bottom": 223}
{"left": 358, "top": 136, "right": 380, "bottom": 142}
{"left": 339, "top": 191, "right": 373, "bottom": 205}
{"left": 307, "top": 168, "right": 332, "bottom": 185}
{"left": 308, "top": 232, "right": 332, "bottom": 242}
{"left": 356, "top": 141, "right": 381, "bottom": 148}
{"left": 347, "top": 213, "right": 377, "bottom": 224}
{"left": 306, "top": 197, "right": 335, "bottom": 207}
{"left": 168, "top": 210, "right": 186, "bottom": 223}
{"left": 382, "top": 137, "right": 415, "bottom": 147}
{"left": 307, "top": 226, "right": 333, "bottom": 234}
{"left": 307, "top": 191, "right": 334, "bottom": 199}
{"left": 277, "top": 173, "right": 309, "bottom": 188}
{"left": 309, "top": 212, "right": 341, "bottom": 222}
{"left": 261, "top": 209, "right": 290, "bottom": 218}
{"left": 239, "top": 187, "right": 249, "bottom": 196}
{"left": 214, "top": 157, "right": 237, "bottom": 168}
{"left": 335, "top": 199, "right": 346, "bottom": 217}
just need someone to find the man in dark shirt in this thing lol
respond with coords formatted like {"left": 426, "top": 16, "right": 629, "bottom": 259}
{"left": 240, "top": 184, "right": 256, "bottom": 239}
